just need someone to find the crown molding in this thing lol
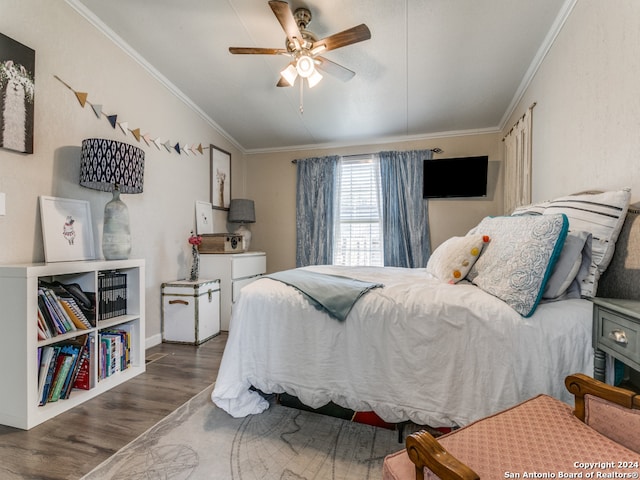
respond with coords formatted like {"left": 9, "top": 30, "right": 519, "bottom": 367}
{"left": 64, "top": 0, "right": 245, "bottom": 154}
{"left": 498, "top": 0, "right": 577, "bottom": 131}
{"left": 243, "top": 127, "right": 502, "bottom": 156}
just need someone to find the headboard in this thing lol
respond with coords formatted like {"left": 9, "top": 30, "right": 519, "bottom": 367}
{"left": 596, "top": 207, "right": 640, "bottom": 300}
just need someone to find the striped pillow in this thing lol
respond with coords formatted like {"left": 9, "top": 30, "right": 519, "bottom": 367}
{"left": 511, "top": 201, "right": 550, "bottom": 216}
{"left": 543, "top": 189, "right": 631, "bottom": 297}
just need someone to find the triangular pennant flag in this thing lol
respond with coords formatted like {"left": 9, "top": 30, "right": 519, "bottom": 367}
{"left": 182, "top": 144, "right": 190, "bottom": 156}
{"left": 118, "top": 121, "right": 129, "bottom": 136}
{"left": 196, "top": 143, "right": 204, "bottom": 154}
{"left": 131, "top": 128, "right": 141, "bottom": 142}
{"left": 91, "top": 104, "right": 102, "bottom": 118}
{"left": 174, "top": 143, "right": 181, "bottom": 154}
{"left": 152, "top": 137, "right": 162, "bottom": 149}
{"left": 163, "top": 140, "right": 172, "bottom": 152}
{"left": 107, "top": 115, "right": 118, "bottom": 129}
{"left": 74, "top": 92, "right": 88, "bottom": 107}
{"left": 142, "top": 133, "right": 152, "bottom": 146}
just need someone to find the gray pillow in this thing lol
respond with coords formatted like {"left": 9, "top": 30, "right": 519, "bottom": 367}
{"left": 543, "top": 231, "right": 592, "bottom": 300}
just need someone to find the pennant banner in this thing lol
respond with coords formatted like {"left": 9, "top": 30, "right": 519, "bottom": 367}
{"left": 53, "top": 74, "right": 212, "bottom": 156}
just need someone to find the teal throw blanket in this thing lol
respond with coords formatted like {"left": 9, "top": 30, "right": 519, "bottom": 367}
{"left": 265, "top": 269, "right": 383, "bottom": 321}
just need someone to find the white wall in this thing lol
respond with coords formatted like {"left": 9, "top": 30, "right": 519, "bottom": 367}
{"left": 246, "top": 132, "right": 503, "bottom": 274}
{"left": 504, "top": 0, "right": 640, "bottom": 203}
{"left": 0, "top": 0, "right": 244, "bottom": 343}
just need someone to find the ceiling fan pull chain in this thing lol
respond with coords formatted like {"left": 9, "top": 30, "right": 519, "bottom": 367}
{"left": 299, "top": 80, "right": 304, "bottom": 114}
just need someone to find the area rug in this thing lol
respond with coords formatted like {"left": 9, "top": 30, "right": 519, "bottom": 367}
{"left": 81, "top": 384, "right": 405, "bottom": 480}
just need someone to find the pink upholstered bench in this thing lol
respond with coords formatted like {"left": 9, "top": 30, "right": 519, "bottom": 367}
{"left": 383, "top": 374, "right": 640, "bottom": 480}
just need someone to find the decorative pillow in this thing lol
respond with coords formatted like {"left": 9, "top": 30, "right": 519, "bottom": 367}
{"left": 426, "top": 235, "right": 490, "bottom": 283}
{"left": 466, "top": 214, "right": 568, "bottom": 317}
{"left": 543, "top": 189, "right": 631, "bottom": 297}
{"left": 542, "top": 231, "right": 592, "bottom": 300}
{"left": 511, "top": 201, "right": 550, "bottom": 216}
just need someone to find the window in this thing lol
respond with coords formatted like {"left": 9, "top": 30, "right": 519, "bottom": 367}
{"left": 333, "top": 156, "right": 384, "bottom": 266}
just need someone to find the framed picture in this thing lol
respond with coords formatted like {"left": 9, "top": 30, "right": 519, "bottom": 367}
{"left": 210, "top": 144, "right": 231, "bottom": 210}
{"left": 195, "top": 200, "right": 214, "bottom": 235}
{"left": 0, "top": 32, "right": 35, "bottom": 154}
{"left": 39, "top": 196, "right": 95, "bottom": 262}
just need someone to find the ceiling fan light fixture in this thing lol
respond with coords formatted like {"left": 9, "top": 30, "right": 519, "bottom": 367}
{"left": 306, "top": 68, "right": 323, "bottom": 88}
{"left": 280, "top": 63, "right": 298, "bottom": 86}
{"left": 310, "top": 44, "right": 327, "bottom": 56}
{"left": 296, "top": 54, "right": 315, "bottom": 78}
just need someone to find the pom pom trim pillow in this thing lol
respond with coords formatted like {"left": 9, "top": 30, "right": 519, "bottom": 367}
{"left": 466, "top": 214, "right": 569, "bottom": 317}
{"left": 426, "top": 234, "right": 490, "bottom": 283}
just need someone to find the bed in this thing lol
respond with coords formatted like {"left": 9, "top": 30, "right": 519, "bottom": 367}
{"left": 212, "top": 189, "right": 635, "bottom": 428}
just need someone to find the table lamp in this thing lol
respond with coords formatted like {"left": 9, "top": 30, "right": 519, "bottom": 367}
{"left": 79, "top": 138, "right": 145, "bottom": 260}
{"left": 228, "top": 199, "right": 255, "bottom": 251}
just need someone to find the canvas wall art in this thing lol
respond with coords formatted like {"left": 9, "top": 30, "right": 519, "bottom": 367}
{"left": 210, "top": 145, "right": 231, "bottom": 210}
{"left": 0, "top": 32, "right": 35, "bottom": 154}
{"left": 39, "top": 197, "right": 95, "bottom": 262}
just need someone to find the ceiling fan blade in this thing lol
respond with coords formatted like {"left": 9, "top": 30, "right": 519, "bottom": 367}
{"left": 229, "top": 47, "right": 288, "bottom": 55}
{"left": 312, "top": 24, "right": 371, "bottom": 52}
{"left": 276, "top": 77, "right": 292, "bottom": 87}
{"left": 315, "top": 57, "right": 356, "bottom": 82}
{"left": 268, "top": 0, "right": 303, "bottom": 44}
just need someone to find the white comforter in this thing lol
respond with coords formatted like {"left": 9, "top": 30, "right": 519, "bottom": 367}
{"left": 212, "top": 265, "right": 594, "bottom": 427}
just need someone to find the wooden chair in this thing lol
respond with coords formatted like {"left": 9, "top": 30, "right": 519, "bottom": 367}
{"left": 382, "top": 374, "right": 640, "bottom": 480}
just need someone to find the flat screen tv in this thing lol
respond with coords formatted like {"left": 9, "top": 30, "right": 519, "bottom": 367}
{"left": 423, "top": 156, "right": 488, "bottom": 198}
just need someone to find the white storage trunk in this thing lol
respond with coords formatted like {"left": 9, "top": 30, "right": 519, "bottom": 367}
{"left": 161, "top": 279, "right": 220, "bottom": 345}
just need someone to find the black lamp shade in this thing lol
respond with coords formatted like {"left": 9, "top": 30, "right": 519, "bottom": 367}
{"left": 228, "top": 199, "right": 255, "bottom": 223}
{"left": 80, "top": 138, "right": 145, "bottom": 193}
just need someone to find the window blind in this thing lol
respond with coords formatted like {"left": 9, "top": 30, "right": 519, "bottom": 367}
{"left": 333, "top": 156, "right": 383, "bottom": 266}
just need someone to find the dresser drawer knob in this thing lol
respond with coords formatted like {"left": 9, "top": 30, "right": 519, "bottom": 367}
{"left": 609, "top": 329, "right": 628, "bottom": 345}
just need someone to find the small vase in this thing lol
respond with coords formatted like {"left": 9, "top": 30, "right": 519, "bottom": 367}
{"left": 190, "top": 245, "right": 200, "bottom": 281}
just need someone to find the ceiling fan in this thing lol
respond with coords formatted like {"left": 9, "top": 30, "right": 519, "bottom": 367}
{"left": 229, "top": 1, "right": 371, "bottom": 89}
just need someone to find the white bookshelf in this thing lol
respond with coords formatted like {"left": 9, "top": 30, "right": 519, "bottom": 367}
{"left": 0, "top": 259, "right": 145, "bottom": 430}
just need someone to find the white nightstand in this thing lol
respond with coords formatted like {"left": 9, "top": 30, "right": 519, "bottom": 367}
{"left": 200, "top": 252, "right": 266, "bottom": 330}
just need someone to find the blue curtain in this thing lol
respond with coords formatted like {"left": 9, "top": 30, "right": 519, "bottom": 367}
{"left": 379, "top": 150, "right": 432, "bottom": 268}
{"left": 295, "top": 155, "right": 339, "bottom": 267}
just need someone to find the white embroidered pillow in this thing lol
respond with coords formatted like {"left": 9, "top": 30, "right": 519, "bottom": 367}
{"left": 466, "top": 214, "right": 568, "bottom": 317}
{"left": 426, "top": 235, "right": 490, "bottom": 283}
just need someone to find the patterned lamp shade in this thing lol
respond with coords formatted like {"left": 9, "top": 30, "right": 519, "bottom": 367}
{"left": 228, "top": 199, "right": 256, "bottom": 223}
{"left": 79, "top": 138, "right": 145, "bottom": 193}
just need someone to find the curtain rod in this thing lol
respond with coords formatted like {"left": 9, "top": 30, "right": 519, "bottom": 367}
{"left": 291, "top": 147, "right": 443, "bottom": 164}
{"left": 502, "top": 102, "right": 537, "bottom": 141}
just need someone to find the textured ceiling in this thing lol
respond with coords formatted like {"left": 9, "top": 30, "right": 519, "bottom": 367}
{"left": 69, "top": 0, "right": 572, "bottom": 153}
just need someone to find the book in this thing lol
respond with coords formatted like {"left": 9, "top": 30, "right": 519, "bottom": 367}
{"left": 103, "top": 327, "right": 131, "bottom": 371}
{"left": 48, "top": 354, "right": 74, "bottom": 402}
{"left": 64, "top": 297, "right": 92, "bottom": 328}
{"left": 59, "top": 299, "right": 90, "bottom": 330}
{"left": 37, "top": 346, "right": 55, "bottom": 403}
{"left": 72, "top": 337, "right": 92, "bottom": 391}
{"left": 58, "top": 343, "right": 81, "bottom": 399}
{"left": 43, "top": 287, "right": 76, "bottom": 333}
{"left": 37, "top": 311, "right": 50, "bottom": 340}
{"left": 101, "top": 332, "right": 123, "bottom": 374}
{"left": 39, "top": 345, "right": 61, "bottom": 405}
{"left": 99, "top": 336, "right": 114, "bottom": 379}
{"left": 37, "top": 293, "right": 61, "bottom": 336}
{"left": 62, "top": 335, "right": 90, "bottom": 398}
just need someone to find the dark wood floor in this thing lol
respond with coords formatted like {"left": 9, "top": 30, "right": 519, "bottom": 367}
{"left": 0, "top": 333, "right": 227, "bottom": 480}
